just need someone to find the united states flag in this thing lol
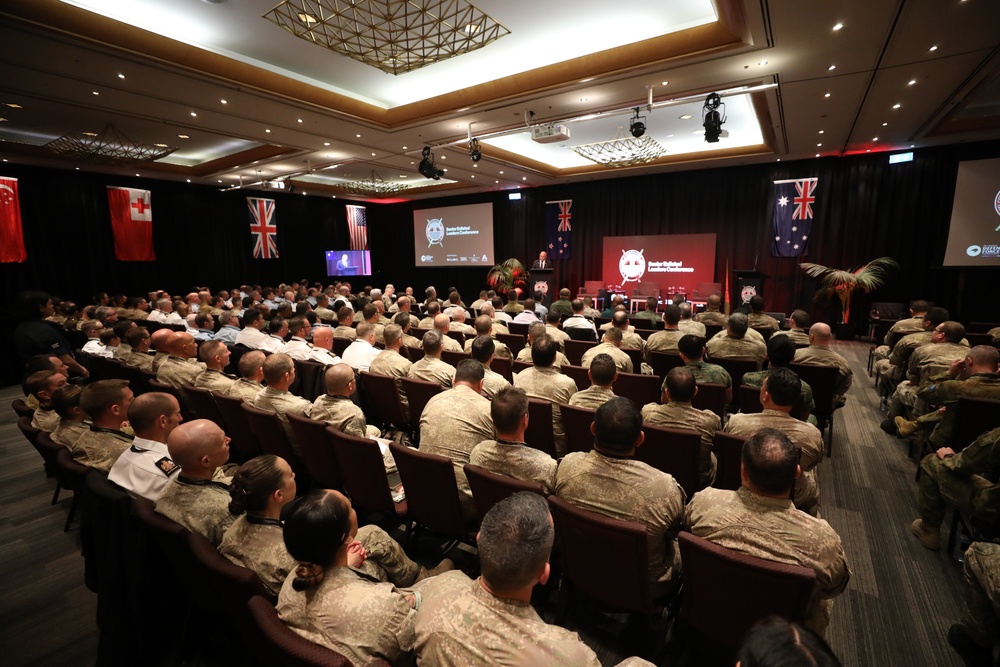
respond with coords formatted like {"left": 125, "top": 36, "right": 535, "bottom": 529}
{"left": 347, "top": 205, "right": 368, "bottom": 250}
{"left": 248, "top": 197, "right": 278, "bottom": 259}
{"left": 771, "top": 178, "right": 817, "bottom": 257}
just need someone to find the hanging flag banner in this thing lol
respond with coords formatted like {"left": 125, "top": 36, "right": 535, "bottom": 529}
{"left": 0, "top": 176, "right": 27, "bottom": 263}
{"left": 107, "top": 186, "right": 155, "bottom": 261}
{"left": 347, "top": 205, "right": 368, "bottom": 250}
{"left": 248, "top": 197, "right": 278, "bottom": 259}
{"left": 545, "top": 199, "right": 573, "bottom": 260}
{"left": 772, "top": 177, "right": 817, "bottom": 257}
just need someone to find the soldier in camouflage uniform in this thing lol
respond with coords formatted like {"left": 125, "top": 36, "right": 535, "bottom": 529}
{"left": 610, "top": 311, "right": 646, "bottom": 351}
{"left": 155, "top": 419, "right": 235, "bottom": 546}
{"left": 771, "top": 309, "right": 812, "bottom": 347}
{"left": 463, "top": 315, "right": 512, "bottom": 358}
{"left": 568, "top": 353, "right": 618, "bottom": 410}
{"left": 949, "top": 541, "right": 1000, "bottom": 665}
{"left": 155, "top": 331, "right": 205, "bottom": 388}
{"left": 393, "top": 311, "right": 424, "bottom": 350}
{"left": 369, "top": 324, "right": 413, "bottom": 417}
{"left": 122, "top": 327, "right": 155, "bottom": 371}
{"left": 725, "top": 368, "right": 824, "bottom": 516}
{"left": 544, "top": 311, "right": 571, "bottom": 351}
{"left": 49, "top": 384, "right": 89, "bottom": 450}
{"left": 695, "top": 294, "right": 728, "bottom": 326}
{"left": 873, "top": 306, "right": 946, "bottom": 380}
{"left": 26, "top": 370, "right": 65, "bottom": 433}
{"left": 420, "top": 360, "right": 495, "bottom": 521}
{"left": 71, "top": 379, "right": 134, "bottom": 472}
{"left": 415, "top": 492, "right": 655, "bottom": 667}
{"left": 677, "top": 303, "right": 706, "bottom": 337}
{"left": 642, "top": 367, "right": 720, "bottom": 487}
{"left": 581, "top": 328, "right": 634, "bottom": 373}
{"left": 793, "top": 323, "right": 853, "bottom": 404}
{"left": 308, "top": 364, "right": 381, "bottom": 439}
{"left": 747, "top": 295, "right": 780, "bottom": 332}
{"left": 911, "top": 427, "right": 1000, "bottom": 551}
{"left": 149, "top": 328, "right": 172, "bottom": 371}
{"left": 514, "top": 335, "right": 578, "bottom": 456}
{"left": 252, "top": 354, "right": 312, "bottom": 454}
{"left": 632, "top": 296, "right": 660, "bottom": 322}
{"left": 470, "top": 387, "right": 558, "bottom": 493}
{"left": 516, "top": 322, "right": 570, "bottom": 366}
{"left": 743, "top": 334, "right": 816, "bottom": 422}
{"left": 224, "top": 350, "right": 267, "bottom": 402}
{"left": 644, "top": 305, "right": 685, "bottom": 362}
{"left": 407, "top": 330, "right": 456, "bottom": 387}
{"left": 685, "top": 428, "right": 850, "bottom": 636}
{"left": 470, "top": 336, "right": 511, "bottom": 400}
{"left": 706, "top": 312, "right": 766, "bottom": 367}
{"left": 872, "top": 300, "right": 930, "bottom": 365}
{"left": 192, "top": 340, "right": 237, "bottom": 393}
{"left": 555, "top": 398, "right": 685, "bottom": 590}
{"left": 675, "top": 333, "right": 734, "bottom": 404}
{"left": 332, "top": 306, "right": 357, "bottom": 341}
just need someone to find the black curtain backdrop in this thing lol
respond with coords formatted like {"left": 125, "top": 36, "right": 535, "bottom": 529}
{"left": 3, "top": 139, "right": 1000, "bottom": 384}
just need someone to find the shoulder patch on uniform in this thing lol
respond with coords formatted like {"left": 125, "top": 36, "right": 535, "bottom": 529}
{"left": 155, "top": 457, "right": 180, "bottom": 476}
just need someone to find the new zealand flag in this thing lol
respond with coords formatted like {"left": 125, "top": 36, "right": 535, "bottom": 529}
{"left": 545, "top": 200, "right": 572, "bottom": 260}
{"left": 771, "top": 178, "right": 817, "bottom": 257}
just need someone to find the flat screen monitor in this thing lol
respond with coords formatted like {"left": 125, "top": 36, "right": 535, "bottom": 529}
{"left": 412, "top": 202, "right": 494, "bottom": 267}
{"left": 325, "top": 250, "right": 371, "bottom": 277}
{"left": 942, "top": 157, "right": 1000, "bottom": 266}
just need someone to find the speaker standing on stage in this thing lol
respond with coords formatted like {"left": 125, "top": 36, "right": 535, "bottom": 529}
{"left": 531, "top": 251, "right": 549, "bottom": 270}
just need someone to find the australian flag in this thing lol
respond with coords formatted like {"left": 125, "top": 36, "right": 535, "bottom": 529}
{"left": 772, "top": 178, "right": 817, "bottom": 257}
{"left": 545, "top": 199, "right": 573, "bottom": 260}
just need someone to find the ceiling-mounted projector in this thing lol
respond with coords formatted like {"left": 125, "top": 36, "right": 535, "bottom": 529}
{"left": 531, "top": 124, "right": 570, "bottom": 143}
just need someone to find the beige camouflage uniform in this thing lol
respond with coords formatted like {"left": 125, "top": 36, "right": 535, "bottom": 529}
{"left": 333, "top": 325, "right": 357, "bottom": 341}
{"left": 122, "top": 350, "right": 155, "bottom": 372}
{"left": 545, "top": 324, "right": 571, "bottom": 351}
{"left": 469, "top": 438, "right": 558, "bottom": 493}
{"left": 876, "top": 330, "right": 932, "bottom": 378}
{"left": 193, "top": 368, "right": 237, "bottom": 393}
{"left": 644, "top": 329, "right": 685, "bottom": 362}
{"left": 50, "top": 419, "right": 89, "bottom": 449}
{"left": 706, "top": 333, "right": 765, "bottom": 366}
{"left": 31, "top": 407, "right": 60, "bottom": 433}
{"left": 961, "top": 541, "right": 1000, "bottom": 648}
{"left": 918, "top": 427, "right": 1000, "bottom": 534}
{"left": 678, "top": 319, "right": 706, "bottom": 337}
{"left": 513, "top": 366, "right": 578, "bottom": 457}
{"left": 253, "top": 387, "right": 312, "bottom": 455}
{"left": 218, "top": 516, "right": 296, "bottom": 598}
{"left": 480, "top": 365, "right": 511, "bottom": 400}
{"left": 747, "top": 313, "right": 779, "bottom": 331}
{"left": 743, "top": 369, "right": 816, "bottom": 423}
{"left": 908, "top": 341, "right": 970, "bottom": 386}
{"left": 516, "top": 347, "right": 569, "bottom": 367}
{"left": 568, "top": 386, "right": 617, "bottom": 410}
{"left": 725, "top": 410, "right": 824, "bottom": 515}
{"left": 369, "top": 349, "right": 413, "bottom": 417}
{"left": 641, "top": 401, "right": 720, "bottom": 487}
{"left": 308, "top": 394, "right": 381, "bottom": 439}
{"left": 581, "top": 342, "right": 633, "bottom": 374}
{"left": 156, "top": 356, "right": 204, "bottom": 388}
{"left": 71, "top": 426, "right": 134, "bottom": 472}
{"left": 154, "top": 475, "right": 235, "bottom": 546}
{"left": 225, "top": 378, "right": 264, "bottom": 403}
{"left": 915, "top": 373, "right": 1000, "bottom": 447}
{"left": 872, "top": 315, "right": 926, "bottom": 364}
{"left": 685, "top": 486, "right": 850, "bottom": 636}
{"left": 463, "top": 337, "right": 512, "bottom": 359}
{"left": 695, "top": 310, "right": 728, "bottom": 326}
{"left": 408, "top": 357, "right": 455, "bottom": 387}
{"left": 772, "top": 329, "right": 811, "bottom": 347}
{"left": 794, "top": 345, "right": 853, "bottom": 402}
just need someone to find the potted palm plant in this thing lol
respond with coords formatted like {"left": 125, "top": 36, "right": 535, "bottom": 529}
{"left": 799, "top": 257, "right": 899, "bottom": 339}
{"left": 486, "top": 258, "right": 530, "bottom": 296}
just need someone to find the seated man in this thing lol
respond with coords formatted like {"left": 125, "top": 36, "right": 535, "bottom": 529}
{"left": 706, "top": 312, "right": 766, "bottom": 368}
{"left": 677, "top": 302, "right": 706, "bottom": 337}
{"left": 562, "top": 299, "right": 597, "bottom": 338}
{"left": 470, "top": 336, "right": 511, "bottom": 400}
{"left": 513, "top": 335, "right": 578, "bottom": 456}
{"left": 911, "top": 427, "right": 1000, "bottom": 551}
{"left": 747, "top": 295, "right": 780, "bottom": 332}
{"left": 633, "top": 296, "right": 660, "bottom": 321}
{"left": 743, "top": 334, "right": 816, "bottom": 422}
{"left": 252, "top": 353, "right": 312, "bottom": 453}
{"left": 695, "top": 294, "right": 728, "bottom": 326}
{"left": 111, "top": 320, "right": 135, "bottom": 360}
{"left": 725, "top": 368, "right": 824, "bottom": 516}
{"left": 555, "top": 398, "right": 685, "bottom": 590}
{"left": 80, "top": 321, "right": 111, "bottom": 358}
{"left": 876, "top": 306, "right": 951, "bottom": 384}
{"left": 26, "top": 369, "right": 67, "bottom": 433}
{"left": 773, "top": 309, "right": 811, "bottom": 347}
{"left": 154, "top": 419, "right": 235, "bottom": 546}
{"left": 420, "top": 359, "right": 495, "bottom": 520}
{"left": 549, "top": 288, "right": 575, "bottom": 317}
{"left": 516, "top": 322, "right": 569, "bottom": 366}
{"left": 122, "top": 327, "right": 155, "bottom": 371}
{"left": 502, "top": 289, "right": 524, "bottom": 315}
{"left": 49, "top": 385, "right": 89, "bottom": 449}
{"left": 470, "top": 387, "right": 557, "bottom": 493}
{"left": 644, "top": 305, "right": 685, "bottom": 362}
{"left": 394, "top": 311, "right": 424, "bottom": 349}
{"left": 341, "top": 322, "right": 381, "bottom": 372}
{"left": 332, "top": 306, "right": 358, "bottom": 341}
{"left": 872, "top": 300, "right": 931, "bottom": 366}
{"left": 450, "top": 307, "right": 478, "bottom": 335}
{"left": 414, "top": 492, "right": 653, "bottom": 667}
{"left": 581, "top": 327, "right": 634, "bottom": 374}
{"left": 280, "top": 316, "right": 314, "bottom": 360}
{"left": 434, "top": 314, "right": 464, "bottom": 353}
{"left": 193, "top": 312, "right": 215, "bottom": 342}
{"left": 464, "top": 315, "right": 512, "bottom": 358}
{"left": 676, "top": 333, "right": 733, "bottom": 405}
{"left": 685, "top": 428, "right": 850, "bottom": 636}
{"left": 581, "top": 296, "right": 602, "bottom": 319}
{"left": 225, "top": 350, "right": 266, "bottom": 402}
{"left": 109, "top": 392, "right": 183, "bottom": 500}
{"left": 308, "top": 326, "right": 344, "bottom": 366}
{"left": 543, "top": 311, "right": 570, "bottom": 351}
{"left": 641, "top": 367, "right": 720, "bottom": 488}
{"left": 949, "top": 541, "right": 1000, "bottom": 666}
{"left": 72, "top": 379, "right": 135, "bottom": 472}
{"left": 568, "top": 353, "right": 618, "bottom": 410}
{"left": 477, "top": 302, "right": 508, "bottom": 336}
{"left": 149, "top": 328, "right": 172, "bottom": 370}
{"left": 611, "top": 311, "right": 645, "bottom": 351}
{"left": 512, "top": 299, "right": 540, "bottom": 324}
{"left": 192, "top": 340, "right": 237, "bottom": 393}
{"left": 155, "top": 332, "right": 204, "bottom": 389}
{"left": 212, "top": 310, "right": 242, "bottom": 345}
{"left": 418, "top": 301, "right": 441, "bottom": 329}
{"left": 369, "top": 323, "right": 413, "bottom": 416}
{"left": 308, "top": 364, "right": 381, "bottom": 439}
{"left": 793, "top": 323, "right": 853, "bottom": 406}
{"left": 407, "top": 330, "right": 455, "bottom": 387}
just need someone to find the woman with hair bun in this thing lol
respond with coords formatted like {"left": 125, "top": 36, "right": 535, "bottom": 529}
{"left": 218, "top": 454, "right": 297, "bottom": 597}
{"left": 277, "top": 489, "right": 426, "bottom": 666}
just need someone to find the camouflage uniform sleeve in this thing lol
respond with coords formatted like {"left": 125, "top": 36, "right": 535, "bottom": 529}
{"left": 918, "top": 379, "right": 956, "bottom": 406}
{"left": 942, "top": 428, "right": 1000, "bottom": 476}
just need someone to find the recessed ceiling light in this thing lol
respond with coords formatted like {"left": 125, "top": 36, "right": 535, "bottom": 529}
{"left": 661, "top": 81, "right": 669, "bottom": 86}
{"left": 323, "top": 142, "right": 330, "bottom": 146}
{"left": 1, "top": 159, "right": 6, "bottom": 162}
{"left": 371, "top": 152, "right": 376, "bottom": 156}
{"left": 399, "top": 175, "right": 407, "bottom": 178}
{"left": 135, "top": 173, "right": 140, "bottom": 177}
{"left": 522, "top": 177, "right": 527, "bottom": 181}
{"left": 356, "top": 134, "right": 361, "bottom": 138}
{"left": 817, "top": 143, "right": 823, "bottom": 147}
{"left": 824, "top": 93, "right": 831, "bottom": 98}
{"left": 815, "top": 153, "right": 820, "bottom": 157}
{"left": 928, "top": 45, "right": 938, "bottom": 52}
{"left": 218, "top": 180, "right": 222, "bottom": 183}
{"left": 178, "top": 134, "right": 189, "bottom": 139}
{"left": 220, "top": 99, "right": 227, "bottom": 104}
{"left": 265, "top": 129, "right": 271, "bottom": 133}
{"left": 402, "top": 146, "right": 408, "bottom": 150}
{"left": 910, "top": 144, "right": 915, "bottom": 148}
{"left": 186, "top": 179, "right": 191, "bottom": 183}
{"left": 75, "top": 167, "right": 80, "bottom": 170}
{"left": 908, "top": 79, "right": 917, "bottom": 85}
{"left": 442, "top": 169, "right": 447, "bottom": 172}
{"left": 833, "top": 23, "right": 843, "bottom": 30}
{"left": 190, "top": 111, "right": 197, "bottom": 117}
{"left": 92, "top": 91, "right": 100, "bottom": 95}
{"left": 827, "top": 64, "right": 836, "bottom": 71}
{"left": 153, "top": 143, "right": 168, "bottom": 147}
{"left": 440, "top": 155, "right": 446, "bottom": 159}
{"left": 82, "top": 132, "right": 98, "bottom": 137}
{"left": 499, "top": 170, "right": 504, "bottom": 174}
{"left": 873, "top": 137, "right": 879, "bottom": 141}
{"left": 495, "top": 180, "right": 499, "bottom": 184}
{"left": 298, "top": 12, "right": 317, "bottom": 23}
{"left": 0, "top": 118, "right": 6, "bottom": 122}
{"left": 757, "top": 60, "right": 768, "bottom": 66}
{"left": 473, "top": 163, "right": 478, "bottom": 167}
{"left": 867, "top": 149, "right": 871, "bottom": 152}
{"left": 882, "top": 122, "right": 888, "bottom": 126}
{"left": 297, "top": 118, "right": 303, "bottom": 123}
{"left": 471, "top": 175, "right": 475, "bottom": 178}
{"left": 332, "top": 195, "right": 337, "bottom": 198}
{"left": 892, "top": 103, "right": 901, "bottom": 109}
{"left": 776, "top": 158, "right": 781, "bottom": 162}
{"left": 4, "top": 103, "right": 22, "bottom": 108}
{"left": 818, "top": 130, "right": 825, "bottom": 134}
{"left": 679, "top": 114, "right": 692, "bottom": 120}
{"left": 117, "top": 73, "right": 125, "bottom": 79}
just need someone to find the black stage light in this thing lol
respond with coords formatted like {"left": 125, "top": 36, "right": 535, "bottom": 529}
{"left": 629, "top": 108, "right": 646, "bottom": 138}
{"left": 418, "top": 146, "right": 444, "bottom": 180}
{"left": 469, "top": 138, "right": 482, "bottom": 162}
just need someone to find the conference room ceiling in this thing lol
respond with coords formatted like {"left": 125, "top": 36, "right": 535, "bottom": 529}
{"left": 1, "top": 0, "right": 999, "bottom": 202}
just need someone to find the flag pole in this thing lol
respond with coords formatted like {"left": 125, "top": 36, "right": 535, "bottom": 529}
{"left": 723, "top": 256, "right": 731, "bottom": 316}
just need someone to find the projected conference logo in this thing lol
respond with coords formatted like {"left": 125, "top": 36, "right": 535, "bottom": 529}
{"left": 619, "top": 249, "right": 646, "bottom": 283}
{"left": 425, "top": 218, "right": 445, "bottom": 248}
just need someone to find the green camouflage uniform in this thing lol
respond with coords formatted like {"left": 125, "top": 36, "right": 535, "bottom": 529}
{"left": 918, "top": 427, "right": 1000, "bottom": 532}
{"left": 674, "top": 360, "right": 732, "bottom": 392}
{"left": 743, "top": 369, "right": 817, "bottom": 423}
{"left": 961, "top": 541, "right": 1000, "bottom": 647}
{"left": 747, "top": 313, "right": 779, "bottom": 331}
{"left": 918, "top": 373, "right": 1000, "bottom": 446}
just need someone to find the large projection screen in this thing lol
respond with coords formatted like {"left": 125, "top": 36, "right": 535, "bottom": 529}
{"left": 602, "top": 233, "right": 717, "bottom": 297}
{"left": 943, "top": 157, "right": 1000, "bottom": 266}
{"left": 412, "top": 202, "right": 494, "bottom": 267}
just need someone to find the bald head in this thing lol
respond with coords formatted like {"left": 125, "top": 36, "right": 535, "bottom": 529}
{"left": 150, "top": 328, "right": 172, "bottom": 352}
{"left": 324, "top": 364, "right": 355, "bottom": 396}
{"left": 128, "top": 392, "right": 181, "bottom": 441}
{"left": 809, "top": 322, "right": 832, "bottom": 344}
{"left": 434, "top": 313, "right": 450, "bottom": 332}
{"left": 166, "top": 419, "right": 230, "bottom": 475}
{"left": 167, "top": 332, "right": 197, "bottom": 358}
{"left": 452, "top": 309, "right": 467, "bottom": 323}
{"left": 312, "top": 326, "right": 334, "bottom": 351}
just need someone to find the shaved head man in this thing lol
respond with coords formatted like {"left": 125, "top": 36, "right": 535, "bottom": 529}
{"left": 109, "top": 392, "right": 184, "bottom": 500}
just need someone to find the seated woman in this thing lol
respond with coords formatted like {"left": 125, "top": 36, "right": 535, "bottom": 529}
{"left": 219, "top": 456, "right": 449, "bottom": 597}
{"left": 276, "top": 489, "right": 422, "bottom": 666}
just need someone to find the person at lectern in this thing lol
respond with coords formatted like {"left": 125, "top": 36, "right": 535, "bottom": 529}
{"left": 531, "top": 251, "right": 550, "bottom": 270}
{"left": 336, "top": 253, "right": 350, "bottom": 270}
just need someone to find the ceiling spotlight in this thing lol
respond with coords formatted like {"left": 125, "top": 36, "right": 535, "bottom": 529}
{"left": 418, "top": 146, "right": 445, "bottom": 180}
{"left": 469, "top": 138, "right": 482, "bottom": 162}
{"left": 702, "top": 93, "right": 726, "bottom": 143}
{"left": 629, "top": 108, "right": 646, "bottom": 138}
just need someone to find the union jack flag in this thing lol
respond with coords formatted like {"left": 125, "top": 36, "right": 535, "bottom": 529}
{"left": 347, "top": 205, "right": 368, "bottom": 250}
{"left": 771, "top": 178, "right": 817, "bottom": 257}
{"left": 248, "top": 197, "right": 278, "bottom": 259}
{"left": 545, "top": 199, "right": 573, "bottom": 260}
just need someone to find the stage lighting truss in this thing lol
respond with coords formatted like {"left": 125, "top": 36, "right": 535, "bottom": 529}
{"left": 45, "top": 124, "right": 177, "bottom": 165}
{"left": 336, "top": 170, "right": 406, "bottom": 196}
{"left": 570, "top": 126, "right": 667, "bottom": 168}
{"left": 263, "top": 0, "right": 510, "bottom": 75}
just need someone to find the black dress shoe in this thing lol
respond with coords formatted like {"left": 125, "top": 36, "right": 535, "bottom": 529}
{"left": 947, "top": 623, "right": 994, "bottom": 667}
{"left": 879, "top": 418, "right": 897, "bottom": 436}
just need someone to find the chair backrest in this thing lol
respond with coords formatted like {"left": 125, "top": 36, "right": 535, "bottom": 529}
{"left": 691, "top": 382, "right": 727, "bottom": 419}
{"left": 704, "top": 324, "right": 723, "bottom": 340}
{"left": 12, "top": 398, "right": 34, "bottom": 417}
{"left": 183, "top": 384, "right": 226, "bottom": 427}
{"left": 240, "top": 404, "right": 306, "bottom": 477}
{"left": 613, "top": 372, "right": 661, "bottom": 407}
{"left": 287, "top": 413, "right": 345, "bottom": 490}
{"left": 565, "top": 339, "right": 597, "bottom": 364}
{"left": 621, "top": 347, "right": 643, "bottom": 371}
{"left": 441, "top": 349, "right": 471, "bottom": 367}
{"left": 54, "top": 446, "right": 91, "bottom": 493}
{"left": 649, "top": 352, "right": 685, "bottom": 382}
{"left": 560, "top": 364, "right": 591, "bottom": 392}
{"left": 489, "top": 355, "right": 514, "bottom": 383}
{"left": 788, "top": 363, "right": 839, "bottom": 418}
{"left": 212, "top": 392, "right": 263, "bottom": 460}
{"left": 246, "top": 595, "right": 355, "bottom": 667}
{"left": 358, "top": 371, "right": 408, "bottom": 431}
{"left": 17, "top": 413, "right": 41, "bottom": 447}
{"left": 495, "top": 333, "right": 524, "bottom": 359}
{"left": 738, "top": 385, "right": 764, "bottom": 414}
{"left": 401, "top": 345, "right": 425, "bottom": 363}
{"left": 547, "top": 495, "right": 652, "bottom": 614}
{"left": 711, "top": 358, "right": 758, "bottom": 398}
{"left": 118, "top": 362, "right": 151, "bottom": 395}
{"left": 332, "top": 337, "right": 352, "bottom": 357}
{"left": 445, "top": 330, "right": 465, "bottom": 348}
{"left": 712, "top": 431, "right": 747, "bottom": 491}
{"left": 131, "top": 495, "right": 192, "bottom": 573}
{"left": 637, "top": 425, "right": 703, "bottom": 497}
{"left": 566, "top": 328, "right": 597, "bottom": 343}
{"left": 559, "top": 403, "right": 596, "bottom": 454}
{"left": 633, "top": 282, "right": 660, "bottom": 297}
{"left": 35, "top": 430, "right": 66, "bottom": 468}
{"left": 507, "top": 322, "right": 529, "bottom": 337}
{"left": 512, "top": 360, "right": 533, "bottom": 374}
{"left": 389, "top": 442, "right": 470, "bottom": 538}
{"left": 750, "top": 327, "right": 773, "bottom": 342}
{"left": 525, "top": 399, "right": 556, "bottom": 458}
{"left": 952, "top": 398, "right": 1000, "bottom": 452}
{"left": 463, "top": 464, "right": 546, "bottom": 522}
{"left": 583, "top": 280, "right": 603, "bottom": 293}
{"left": 399, "top": 377, "right": 444, "bottom": 430}
{"left": 678, "top": 532, "right": 816, "bottom": 654}
{"left": 294, "top": 360, "right": 326, "bottom": 402}
{"left": 89, "top": 355, "right": 122, "bottom": 382}
{"left": 327, "top": 427, "right": 397, "bottom": 516}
